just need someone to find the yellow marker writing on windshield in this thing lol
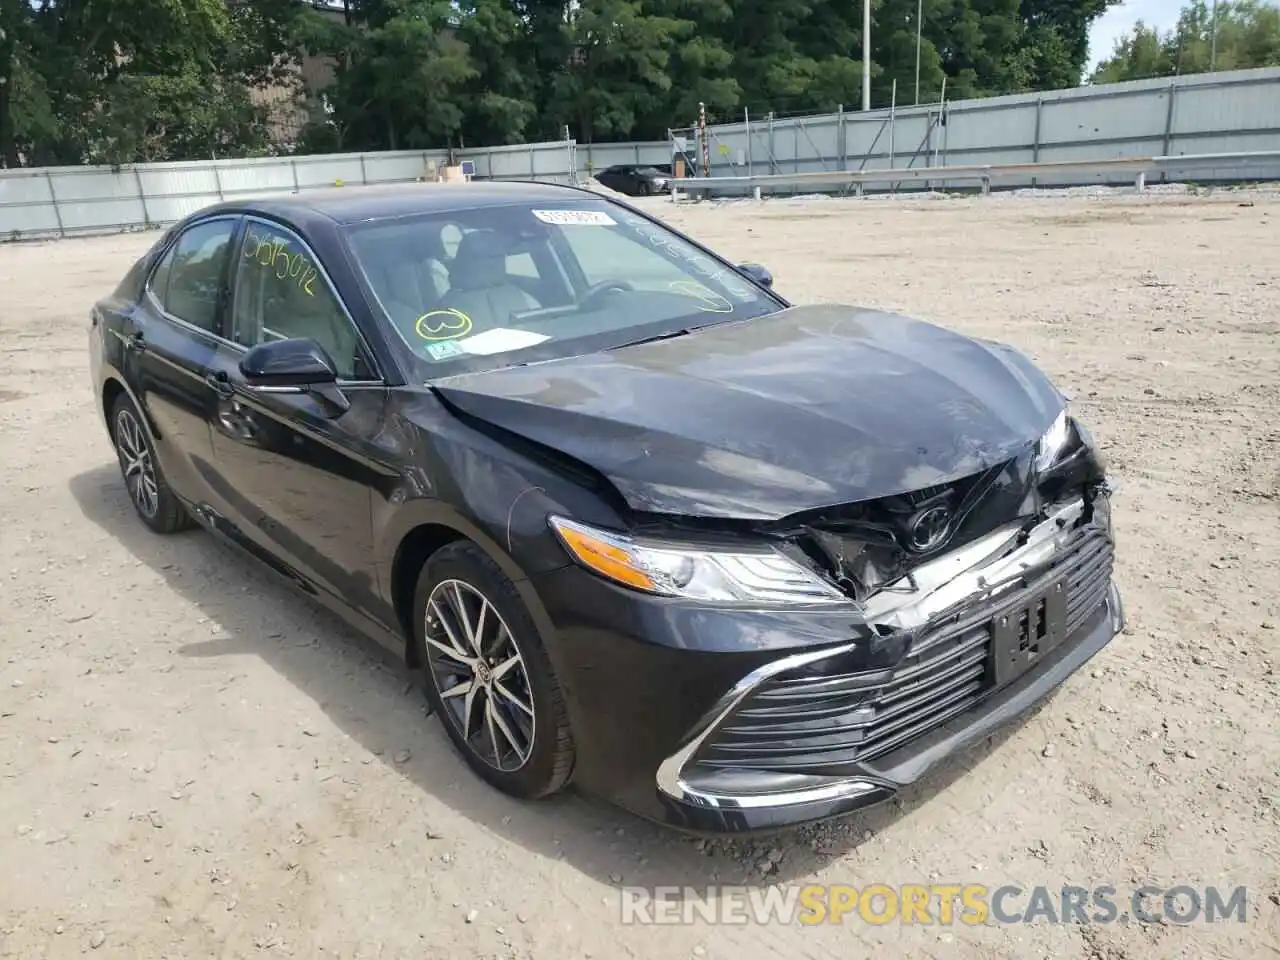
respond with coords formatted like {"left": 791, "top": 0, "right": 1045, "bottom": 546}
{"left": 415, "top": 308, "right": 473, "bottom": 341}
{"left": 669, "top": 281, "right": 734, "bottom": 314}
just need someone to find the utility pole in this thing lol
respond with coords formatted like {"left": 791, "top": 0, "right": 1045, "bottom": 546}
{"left": 698, "top": 102, "right": 710, "bottom": 176}
{"left": 915, "top": 0, "right": 923, "bottom": 105}
{"left": 862, "top": 0, "right": 872, "bottom": 110}
{"left": 1209, "top": 0, "right": 1219, "bottom": 70}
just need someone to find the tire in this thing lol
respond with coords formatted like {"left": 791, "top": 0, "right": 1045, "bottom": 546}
{"left": 412, "top": 541, "right": 575, "bottom": 799}
{"left": 110, "top": 393, "right": 193, "bottom": 534}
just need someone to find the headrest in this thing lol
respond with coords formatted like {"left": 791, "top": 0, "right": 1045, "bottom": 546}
{"left": 454, "top": 229, "right": 511, "bottom": 262}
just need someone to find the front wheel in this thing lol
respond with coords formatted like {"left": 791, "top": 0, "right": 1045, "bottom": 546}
{"left": 412, "top": 542, "right": 575, "bottom": 799}
{"left": 110, "top": 393, "right": 193, "bottom": 534}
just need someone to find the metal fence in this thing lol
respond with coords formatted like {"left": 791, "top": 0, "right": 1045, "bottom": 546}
{"left": 0, "top": 141, "right": 589, "bottom": 240}
{"left": 676, "top": 151, "right": 1280, "bottom": 200}
{"left": 4, "top": 66, "right": 1280, "bottom": 240}
{"left": 675, "top": 66, "right": 1280, "bottom": 189}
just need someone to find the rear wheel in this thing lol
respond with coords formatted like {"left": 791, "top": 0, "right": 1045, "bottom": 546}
{"left": 110, "top": 393, "right": 192, "bottom": 534}
{"left": 412, "top": 542, "right": 574, "bottom": 798}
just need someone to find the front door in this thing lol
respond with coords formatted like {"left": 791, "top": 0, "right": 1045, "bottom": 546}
{"left": 204, "top": 216, "right": 392, "bottom": 626}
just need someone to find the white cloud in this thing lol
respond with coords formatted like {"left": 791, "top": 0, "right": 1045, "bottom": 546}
{"left": 1087, "top": 0, "right": 1187, "bottom": 69}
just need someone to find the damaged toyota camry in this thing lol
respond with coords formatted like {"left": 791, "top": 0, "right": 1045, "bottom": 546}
{"left": 89, "top": 181, "right": 1123, "bottom": 833}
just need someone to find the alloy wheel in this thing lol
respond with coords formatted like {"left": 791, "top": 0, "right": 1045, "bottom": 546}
{"left": 424, "top": 579, "right": 536, "bottom": 772}
{"left": 115, "top": 407, "right": 159, "bottom": 519}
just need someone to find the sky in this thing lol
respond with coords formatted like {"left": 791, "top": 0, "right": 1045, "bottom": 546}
{"left": 1087, "top": 0, "right": 1186, "bottom": 69}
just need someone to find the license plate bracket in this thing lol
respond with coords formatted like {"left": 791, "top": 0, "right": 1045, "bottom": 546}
{"left": 992, "top": 578, "right": 1069, "bottom": 688}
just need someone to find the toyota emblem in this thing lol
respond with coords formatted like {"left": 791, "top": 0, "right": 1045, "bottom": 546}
{"left": 908, "top": 504, "right": 953, "bottom": 553}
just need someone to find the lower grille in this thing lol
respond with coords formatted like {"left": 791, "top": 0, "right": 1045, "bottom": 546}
{"left": 696, "top": 528, "right": 1114, "bottom": 775}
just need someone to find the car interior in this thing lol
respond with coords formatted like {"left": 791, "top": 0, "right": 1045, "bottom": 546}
{"left": 344, "top": 208, "right": 777, "bottom": 369}
{"left": 352, "top": 219, "right": 571, "bottom": 342}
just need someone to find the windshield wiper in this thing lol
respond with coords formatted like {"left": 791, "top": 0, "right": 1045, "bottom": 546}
{"left": 606, "top": 328, "right": 695, "bottom": 351}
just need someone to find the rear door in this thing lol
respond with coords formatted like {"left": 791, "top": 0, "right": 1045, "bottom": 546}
{"left": 124, "top": 215, "right": 243, "bottom": 512}
{"left": 203, "top": 216, "right": 392, "bottom": 623}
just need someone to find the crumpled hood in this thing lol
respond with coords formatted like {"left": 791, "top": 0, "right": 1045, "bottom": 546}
{"left": 432, "top": 304, "right": 1065, "bottom": 520}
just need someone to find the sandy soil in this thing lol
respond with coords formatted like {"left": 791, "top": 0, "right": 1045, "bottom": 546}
{"left": 1, "top": 185, "right": 1278, "bottom": 959}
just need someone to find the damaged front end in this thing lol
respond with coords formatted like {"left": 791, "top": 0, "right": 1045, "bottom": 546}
{"left": 772, "top": 412, "right": 1111, "bottom": 608}
{"left": 651, "top": 415, "right": 1122, "bottom": 821}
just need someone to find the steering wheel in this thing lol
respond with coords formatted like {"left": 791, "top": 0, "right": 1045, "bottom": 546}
{"left": 578, "top": 279, "right": 635, "bottom": 310}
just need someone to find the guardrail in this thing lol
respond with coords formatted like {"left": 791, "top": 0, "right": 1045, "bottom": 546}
{"left": 671, "top": 150, "right": 1280, "bottom": 199}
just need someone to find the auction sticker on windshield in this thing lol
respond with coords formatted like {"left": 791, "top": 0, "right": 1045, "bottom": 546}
{"left": 532, "top": 209, "right": 616, "bottom": 226}
{"left": 457, "top": 328, "right": 550, "bottom": 356}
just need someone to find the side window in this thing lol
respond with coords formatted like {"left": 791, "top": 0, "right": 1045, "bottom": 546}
{"left": 230, "top": 222, "right": 372, "bottom": 381}
{"left": 150, "top": 219, "right": 236, "bottom": 331}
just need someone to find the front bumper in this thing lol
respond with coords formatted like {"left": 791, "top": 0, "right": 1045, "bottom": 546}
{"left": 531, "top": 498, "right": 1123, "bottom": 834}
{"left": 656, "top": 579, "right": 1123, "bottom": 832}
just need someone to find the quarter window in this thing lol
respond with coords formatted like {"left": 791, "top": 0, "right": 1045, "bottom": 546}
{"left": 230, "top": 222, "right": 372, "bottom": 380}
{"left": 150, "top": 219, "right": 237, "bottom": 332}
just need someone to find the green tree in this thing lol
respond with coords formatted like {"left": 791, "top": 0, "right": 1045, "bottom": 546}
{"left": 1, "top": 0, "right": 312, "bottom": 167}
{"left": 633, "top": 0, "right": 739, "bottom": 132}
{"left": 1091, "top": 0, "right": 1280, "bottom": 82}
{"left": 298, "top": 0, "right": 477, "bottom": 151}
{"left": 543, "top": 0, "right": 691, "bottom": 143}
{"left": 456, "top": 0, "right": 538, "bottom": 145}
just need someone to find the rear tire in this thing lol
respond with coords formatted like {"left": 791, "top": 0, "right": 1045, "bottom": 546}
{"left": 110, "top": 393, "right": 193, "bottom": 534}
{"left": 412, "top": 541, "right": 575, "bottom": 799}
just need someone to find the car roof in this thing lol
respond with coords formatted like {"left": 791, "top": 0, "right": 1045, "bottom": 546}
{"left": 214, "top": 180, "right": 607, "bottom": 227}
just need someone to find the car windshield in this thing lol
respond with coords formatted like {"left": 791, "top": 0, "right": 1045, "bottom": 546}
{"left": 342, "top": 198, "right": 780, "bottom": 377}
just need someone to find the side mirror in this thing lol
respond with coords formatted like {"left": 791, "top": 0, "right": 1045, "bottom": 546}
{"left": 240, "top": 338, "right": 338, "bottom": 388}
{"left": 238, "top": 338, "right": 349, "bottom": 416}
{"left": 739, "top": 262, "right": 774, "bottom": 289}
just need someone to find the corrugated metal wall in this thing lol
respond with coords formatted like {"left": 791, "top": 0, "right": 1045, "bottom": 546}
{"left": 0, "top": 150, "right": 454, "bottom": 240}
{"left": 686, "top": 67, "right": 1280, "bottom": 188}
{"left": 3, "top": 67, "right": 1279, "bottom": 240}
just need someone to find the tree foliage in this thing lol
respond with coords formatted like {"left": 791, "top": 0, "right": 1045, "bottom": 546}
{"left": 1090, "top": 0, "right": 1280, "bottom": 82}
{"left": 2, "top": 0, "right": 1124, "bottom": 166}
{"left": 1, "top": 0, "right": 311, "bottom": 166}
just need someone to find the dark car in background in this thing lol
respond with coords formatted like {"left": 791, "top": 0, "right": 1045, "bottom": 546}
{"left": 89, "top": 181, "right": 1123, "bottom": 834}
{"left": 593, "top": 164, "right": 672, "bottom": 196}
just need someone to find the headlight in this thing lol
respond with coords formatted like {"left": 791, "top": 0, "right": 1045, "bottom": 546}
{"left": 549, "top": 516, "right": 848, "bottom": 604}
{"left": 1034, "top": 407, "right": 1071, "bottom": 472}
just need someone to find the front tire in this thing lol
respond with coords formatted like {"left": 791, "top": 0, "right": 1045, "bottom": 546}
{"left": 110, "top": 393, "right": 192, "bottom": 534}
{"left": 412, "top": 542, "right": 575, "bottom": 799}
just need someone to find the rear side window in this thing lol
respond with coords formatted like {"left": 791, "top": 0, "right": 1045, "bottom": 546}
{"left": 149, "top": 220, "right": 237, "bottom": 332}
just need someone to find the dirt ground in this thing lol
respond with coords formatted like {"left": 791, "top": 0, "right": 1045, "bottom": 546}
{"left": 1, "top": 185, "right": 1278, "bottom": 959}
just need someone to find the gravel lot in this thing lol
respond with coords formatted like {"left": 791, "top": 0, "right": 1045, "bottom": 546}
{"left": 2, "top": 185, "right": 1278, "bottom": 959}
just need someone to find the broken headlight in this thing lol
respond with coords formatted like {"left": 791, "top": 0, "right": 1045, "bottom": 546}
{"left": 1034, "top": 407, "right": 1072, "bottom": 473}
{"left": 549, "top": 516, "right": 849, "bottom": 604}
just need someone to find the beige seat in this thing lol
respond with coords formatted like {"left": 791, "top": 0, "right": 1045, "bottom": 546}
{"left": 441, "top": 230, "right": 540, "bottom": 331}
{"left": 361, "top": 237, "right": 451, "bottom": 339}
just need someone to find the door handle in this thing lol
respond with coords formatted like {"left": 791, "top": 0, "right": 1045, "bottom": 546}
{"left": 204, "top": 371, "right": 234, "bottom": 398}
{"left": 125, "top": 332, "right": 147, "bottom": 353}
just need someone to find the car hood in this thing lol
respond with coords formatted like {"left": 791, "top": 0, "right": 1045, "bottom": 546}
{"left": 432, "top": 304, "right": 1065, "bottom": 520}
